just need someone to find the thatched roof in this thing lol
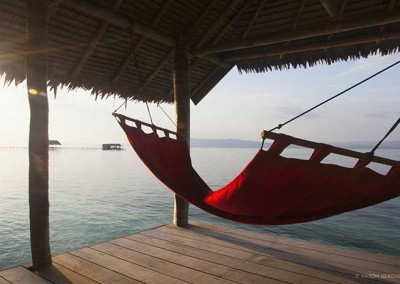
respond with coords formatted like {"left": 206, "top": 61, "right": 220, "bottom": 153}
{"left": 1, "top": 0, "right": 399, "bottom": 104}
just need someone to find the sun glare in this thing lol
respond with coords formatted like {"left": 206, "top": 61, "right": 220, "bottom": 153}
{"left": 28, "top": 88, "right": 38, "bottom": 95}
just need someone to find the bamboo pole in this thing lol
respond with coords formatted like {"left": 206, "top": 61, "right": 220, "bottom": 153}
{"left": 320, "top": 0, "right": 338, "bottom": 18}
{"left": 26, "top": 0, "right": 52, "bottom": 270}
{"left": 173, "top": 38, "right": 190, "bottom": 227}
{"left": 71, "top": 0, "right": 123, "bottom": 79}
{"left": 224, "top": 30, "right": 400, "bottom": 62}
{"left": 63, "top": 0, "right": 225, "bottom": 68}
{"left": 63, "top": 0, "right": 175, "bottom": 47}
{"left": 194, "top": 10, "right": 400, "bottom": 56}
{"left": 111, "top": 0, "right": 172, "bottom": 85}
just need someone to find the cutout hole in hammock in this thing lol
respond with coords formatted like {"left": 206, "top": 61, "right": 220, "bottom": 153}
{"left": 279, "top": 145, "right": 314, "bottom": 160}
{"left": 321, "top": 153, "right": 357, "bottom": 168}
{"left": 140, "top": 124, "right": 156, "bottom": 134}
{"left": 366, "top": 162, "right": 391, "bottom": 175}
{"left": 155, "top": 129, "right": 177, "bottom": 140}
{"left": 125, "top": 119, "right": 139, "bottom": 129}
{"left": 156, "top": 129, "right": 167, "bottom": 138}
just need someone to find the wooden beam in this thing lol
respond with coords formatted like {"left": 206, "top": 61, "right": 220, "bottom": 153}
{"left": 185, "top": 0, "right": 219, "bottom": 36}
{"left": 187, "top": 1, "right": 250, "bottom": 103}
{"left": 173, "top": 39, "right": 190, "bottom": 227}
{"left": 129, "top": 0, "right": 226, "bottom": 98}
{"left": 242, "top": 0, "right": 266, "bottom": 39}
{"left": 190, "top": 66, "right": 223, "bottom": 105}
{"left": 194, "top": 0, "right": 241, "bottom": 49}
{"left": 71, "top": 0, "right": 122, "bottom": 79}
{"left": 47, "top": 0, "right": 64, "bottom": 19}
{"left": 224, "top": 30, "right": 400, "bottom": 61}
{"left": 165, "top": 1, "right": 250, "bottom": 102}
{"left": 192, "top": 0, "right": 248, "bottom": 67}
{"left": 63, "top": 0, "right": 175, "bottom": 47}
{"left": 131, "top": 49, "right": 174, "bottom": 97}
{"left": 292, "top": 0, "right": 306, "bottom": 30}
{"left": 111, "top": 0, "right": 172, "bottom": 84}
{"left": 194, "top": 10, "right": 400, "bottom": 56}
{"left": 189, "top": 0, "right": 251, "bottom": 70}
{"left": 26, "top": 0, "right": 52, "bottom": 271}
{"left": 279, "top": 0, "right": 306, "bottom": 60}
{"left": 339, "top": 0, "right": 349, "bottom": 17}
{"left": 320, "top": 0, "right": 338, "bottom": 18}
{"left": 379, "top": 0, "right": 396, "bottom": 38}
{"left": 261, "top": 131, "right": 399, "bottom": 167}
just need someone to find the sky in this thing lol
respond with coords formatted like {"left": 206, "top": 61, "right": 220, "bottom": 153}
{"left": 0, "top": 53, "right": 399, "bottom": 147}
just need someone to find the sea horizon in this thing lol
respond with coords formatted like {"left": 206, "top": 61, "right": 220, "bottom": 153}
{"left": 1, "top": 137, "right": 400, "bottom": 150}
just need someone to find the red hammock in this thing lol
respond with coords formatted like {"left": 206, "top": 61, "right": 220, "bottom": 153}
{"left": 115, "top": 114, "right": 400, "bottom": 225}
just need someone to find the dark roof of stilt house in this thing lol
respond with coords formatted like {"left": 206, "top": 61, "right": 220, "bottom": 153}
{"left": 1, "top": 0, "right": 400, "bottom": 104}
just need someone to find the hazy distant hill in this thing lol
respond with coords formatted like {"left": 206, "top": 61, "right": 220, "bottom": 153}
{"left": 191, "top": 138, "right": 400, "bottom": 149}
{"left": 335, "top": 140, "right": 400, "bottom": 150}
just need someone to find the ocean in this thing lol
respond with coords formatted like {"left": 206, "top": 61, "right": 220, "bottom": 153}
{"left": 0, "top": 147, "right": 399, "bottom": 270}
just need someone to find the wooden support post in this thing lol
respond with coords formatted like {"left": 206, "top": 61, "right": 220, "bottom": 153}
{"left": 173, "top": 39, "right": 190, "bottom": 227}
{"left": 26, "top": 0, "right": 51, "bottom": 270}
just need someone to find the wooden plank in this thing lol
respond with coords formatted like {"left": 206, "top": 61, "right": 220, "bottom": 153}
{"left": 166, "top": 225, "right": 400, "bottom": 284}
{"left": 223, "top": 269, "right": 288, "bottom": 284}
{"left": 108, "top": 238, "right": 231, "bottom": 277}
{"left": 53, "top": 253, "right": 140, "bottom": 284}
{"left": 162, "top": 224, "right": 399, "bottom": 274}
{"left": 108, "top": 238, "right": 286, "bottom": 284}
{"left": 70, "top": 247, "right": 185, "bottom": 284}
{"left": 0, "top": 267, "right": 50, "bottom": 284}
{"left": 141, "top": 227, "right": 388, "bottom": 281}
{"left": 90, "top": 242, "right": 234, "bottom": 284}
{"left": 0, "top": 277, "right": 11, "bottom": 284}
{"left": 37, "top": 263, "right": 98, "bottom": 284}
{"left": 189, "top": 222, "right": 400, "bottom": 267}
{"left": 124, "top": 234, "right": 358, "bottom": 284}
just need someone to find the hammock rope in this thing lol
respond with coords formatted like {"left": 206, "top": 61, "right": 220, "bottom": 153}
{"left": 268, "top": 60, "right": 400, "bottom": 132}
{"left": 265, "top": 60, "right": 400, "bottom": 152}
{"left": 370, "top": 116, "right": 400, "bottom": 154}
{"left": 145, "top": 102, "right": 154, "bottom": 125}
{"left": 157, "top": 103, "right": 177, "bottom": 127}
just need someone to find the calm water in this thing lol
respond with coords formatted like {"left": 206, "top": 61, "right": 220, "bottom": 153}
{"left": 0, "top": 147, "right": 399, "bottom": 269}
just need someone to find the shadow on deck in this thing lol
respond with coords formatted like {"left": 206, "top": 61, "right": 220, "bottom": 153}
{"left": 1, "top": 222, "right": 399, "bottom": 284}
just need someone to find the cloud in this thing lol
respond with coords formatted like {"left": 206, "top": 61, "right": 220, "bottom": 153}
{"left": 275, "top": 106, "right": 322, "bottom": 119}
{"left": 365, "top": 111, "right": 394, "bottom": 119}
{"left": 329, "top": 54, "right": 400, "bottom": 82}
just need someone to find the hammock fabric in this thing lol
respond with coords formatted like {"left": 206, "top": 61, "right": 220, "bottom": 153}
{"left": 115, "top": 114, "right": 400, "bottom": 225}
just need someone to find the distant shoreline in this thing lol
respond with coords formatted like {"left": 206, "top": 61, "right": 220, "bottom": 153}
{"left": 1, "top": 138, "right": 400, "bottom": 150}
{"left": 190, "top": 138, "right": 400, "bottom": 150}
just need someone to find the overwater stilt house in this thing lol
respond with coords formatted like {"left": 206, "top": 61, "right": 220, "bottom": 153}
{"left": 102, "top": 143, "right": 123, "bottom": 150}
{"left": 1, "top": 0, "right": 400, "bottom": 282}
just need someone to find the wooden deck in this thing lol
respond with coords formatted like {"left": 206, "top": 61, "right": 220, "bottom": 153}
{"left": 1, "top": 222, "right": 399, "bottom": 284}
